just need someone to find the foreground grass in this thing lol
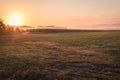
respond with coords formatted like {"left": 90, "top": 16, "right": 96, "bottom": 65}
{"left": 0, "top": 31, "right": 120, "bottom": 80}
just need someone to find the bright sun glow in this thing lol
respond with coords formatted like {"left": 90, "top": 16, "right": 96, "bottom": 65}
{"left": 8, "top": 13, "right": 23, "bottom": 26}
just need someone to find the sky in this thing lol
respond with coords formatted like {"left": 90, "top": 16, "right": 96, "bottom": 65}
{"left": 0, "top": 0, "right": 120, "bottom": 30}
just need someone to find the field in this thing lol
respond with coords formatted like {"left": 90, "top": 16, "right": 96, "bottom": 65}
{"left": 0, "top": 30, "right": 120, "bottom": 80}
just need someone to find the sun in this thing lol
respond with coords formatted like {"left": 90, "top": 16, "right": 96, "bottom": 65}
{"left": 8, "top": 13, "right": 23, "bottom": 26}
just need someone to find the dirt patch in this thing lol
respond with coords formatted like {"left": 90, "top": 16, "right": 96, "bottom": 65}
{"left": 49, "top": 61, "right": 119, "bottom": 72}
{"left": 47, "top": 61, "right": 120, "bottom": 79}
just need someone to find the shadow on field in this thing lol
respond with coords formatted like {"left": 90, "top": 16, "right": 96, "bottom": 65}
{"left": 108, "top": 49, "right": 120, "bottom": 66}
{"left": 8, "top": 61, "right": 120, "bottom": 80}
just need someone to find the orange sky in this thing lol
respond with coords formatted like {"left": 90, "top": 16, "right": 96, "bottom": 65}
{"left": 0, "top": 0, "right": 120, "bottom": 30}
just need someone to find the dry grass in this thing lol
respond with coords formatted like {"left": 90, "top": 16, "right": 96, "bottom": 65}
{"left": 0, "top": 31, "right": 120, "bottom": 80}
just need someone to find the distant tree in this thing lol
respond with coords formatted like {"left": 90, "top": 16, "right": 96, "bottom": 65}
{"left": 0, "top": 19, "right": 6, "bottom": 34}
{"left": 6, "top": 27, "right": 14, "bottom": 34}
{"left": 0, "top": 18, "right": 22, "bottom": 35}
{"left": 15, "top": 27, "right": 21, "bottom": 33}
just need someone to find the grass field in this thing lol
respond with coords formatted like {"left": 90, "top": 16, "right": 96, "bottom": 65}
{"left": 0, "top": 31, "right": 120, "bottom": 80}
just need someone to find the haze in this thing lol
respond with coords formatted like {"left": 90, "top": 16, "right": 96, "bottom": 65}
{"left": 0, "top": 0, "right": 120, "bottom": 30}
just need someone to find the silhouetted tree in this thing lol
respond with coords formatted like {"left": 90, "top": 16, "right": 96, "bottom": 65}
{"left": 0, "top": 18, "right": 22, "bottom": 35}
{"left": 6, "top": 27, "right": 14, "bottom": 34}
{"left": 0, "top": 19, "right": 6, "bottom": 34}
{"left": 15, "top": 27, "right": 21, "bottom": 33}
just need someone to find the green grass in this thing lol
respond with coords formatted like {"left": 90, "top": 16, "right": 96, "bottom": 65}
{"left": 0, "top": 31, "right": 120, "bottom": 80}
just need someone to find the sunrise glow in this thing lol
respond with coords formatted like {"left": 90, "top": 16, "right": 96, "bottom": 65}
{"left": 8, "top": 13, "right": 23, "bottom": 26}
{"left": 1, "top": 0, "right": 120, "bottom": 29}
